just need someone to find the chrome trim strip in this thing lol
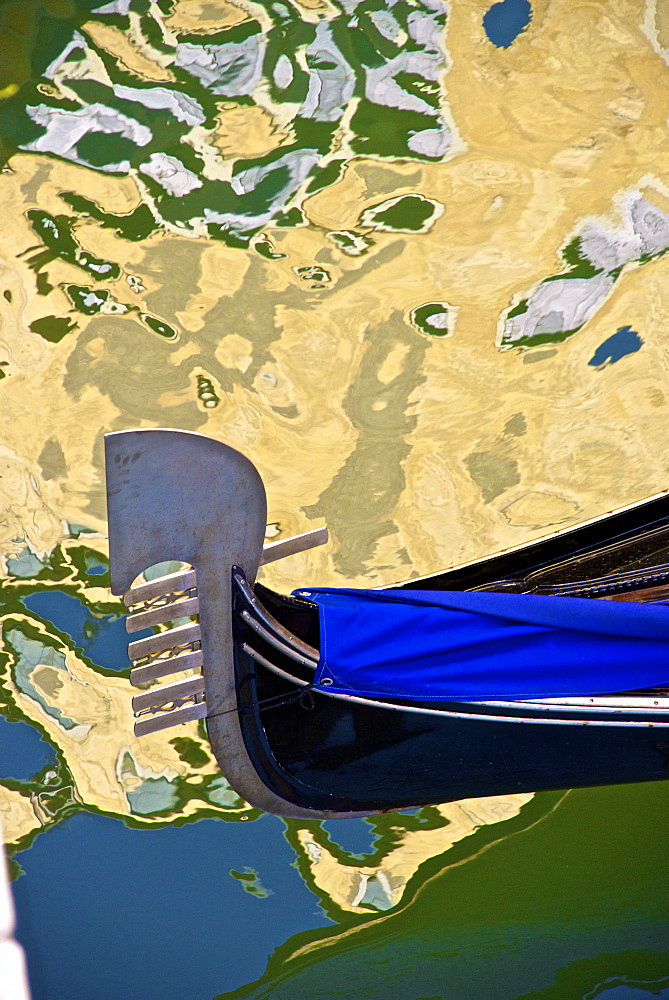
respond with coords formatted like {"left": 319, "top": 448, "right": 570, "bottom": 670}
{"left": 474, "top": 695, "right": 669, "bottom": 714}
{"left": 242, "top": 646, "right": 669, "bottom": 728}
{"left": 529, "top": 694, "right": 669, "bottom": 706}
{"left": 242, "top": 643, "right": 311, "bottom": 688}
{"left": 241, "top": 610, "right": 318, "bottom": 669}
{"left": 233, "top": 571, "right": 319, "bottom": 661}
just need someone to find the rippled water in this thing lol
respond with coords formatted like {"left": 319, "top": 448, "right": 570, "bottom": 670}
{"left": 1, "top": 1, "right": 668, "bottom": 997}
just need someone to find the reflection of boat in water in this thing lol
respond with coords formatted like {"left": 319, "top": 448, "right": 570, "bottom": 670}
{"left": 291, "top": 792, "right": 535, "bottom": 915}
{"left": 105, "top": 429, "right": 669, "bottom": 819}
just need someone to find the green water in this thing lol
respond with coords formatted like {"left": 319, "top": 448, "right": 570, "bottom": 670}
{"left": 229, "top": 785, "right": 669, "bottom": 1000}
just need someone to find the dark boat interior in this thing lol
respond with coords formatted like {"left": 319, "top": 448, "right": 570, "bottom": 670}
{"left": 406, "top": 491, "right": 669, "bottom": 599}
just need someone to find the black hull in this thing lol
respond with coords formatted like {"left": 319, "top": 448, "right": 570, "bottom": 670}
{"left": 229, "top": 486, "right": 669, "bottom": 814}
{"left": 232, "top": 588, "right": 669, "bottom": 815}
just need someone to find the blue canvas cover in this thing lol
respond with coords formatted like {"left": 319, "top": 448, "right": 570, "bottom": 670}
{"left": 291, "top": 588, "right": 669, "bottom": 701}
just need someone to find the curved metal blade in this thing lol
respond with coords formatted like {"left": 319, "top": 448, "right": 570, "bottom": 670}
{"left": 105, "top": 428, "right": 266, "bottom": 596}
{"left": 105, "top": 426, "right": 266, "bottom": 738}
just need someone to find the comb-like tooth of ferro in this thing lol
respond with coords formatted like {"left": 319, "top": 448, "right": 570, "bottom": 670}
{"left": 123, "top": 568, "right": 199, "bottom": 633}
{"left": 128, "top": 621, "right": 201, "bottom": 661}
{"left": 134, "top": 702, "right": 208, "bottom": 737}
{"left": 132, "top": 674, "right": 206, "bottom": 713}
{"left": 125, "top": 567, "right": 206, "bottom": 735}
{"left": 130, "top": 649, "right": 203, "bottom": 686}
{"left": 123, "top": 569, "right": 197, "bottom": 607}
{"left": 125, "top": 596, "right": 199, "bottom": 633}
{"left": 259, "top": 526, "right": 328, "bottom": 565}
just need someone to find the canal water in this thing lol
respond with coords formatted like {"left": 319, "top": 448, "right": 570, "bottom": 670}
{"left": 1, "top": 1, "right": 668, "bottom": 997}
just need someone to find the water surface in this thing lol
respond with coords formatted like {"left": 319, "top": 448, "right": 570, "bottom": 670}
{"left": 1, "top": 0, "right": 669, "bottom": 996}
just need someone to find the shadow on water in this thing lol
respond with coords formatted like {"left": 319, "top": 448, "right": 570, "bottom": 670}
{"left": 588, "top": 327, "right": 644, "bottom": 370}
{"left": 22, "top": 590, "right": 147, "bottom": 672}
{"left": 0, "top": 715, "right": 56, "bottom": 782}
{"left": 13, "top": 812, "right": 331, "bottom": 1000}
{"left": 320, "top": 818, "right": 378, "bottom": 859}
{"left": 483, "top": 0, "right": 533, "bottom": 48}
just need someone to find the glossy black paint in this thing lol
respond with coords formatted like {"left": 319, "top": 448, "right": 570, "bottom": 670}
{"left": 404, "top": 493, "right": 669, "bottom": 595}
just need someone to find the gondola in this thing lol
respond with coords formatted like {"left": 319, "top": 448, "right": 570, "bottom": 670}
{"left": 105, "top": 429, "right": 669, "bottom": 819}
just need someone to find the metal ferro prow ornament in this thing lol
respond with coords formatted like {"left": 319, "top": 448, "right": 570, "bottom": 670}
{"left": 104, "top": 428, "right": 328, "bottom": 816}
